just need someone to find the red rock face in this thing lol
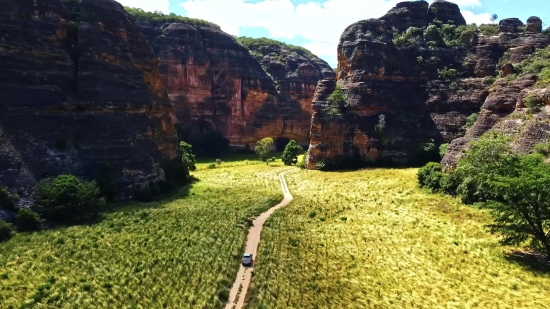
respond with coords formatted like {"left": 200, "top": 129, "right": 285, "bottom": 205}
{"left": 135, "top": 20, "right": 333, "bottom": 147}
{"left": 0, "top": 0, "right": 179, "bottom": 199}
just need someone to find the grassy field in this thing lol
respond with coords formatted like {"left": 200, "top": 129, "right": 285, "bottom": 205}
{"left": 0, "top": 157, "right": 287, "bottom": 309}
{"left": 246, "top": 168, "right": 550, "bottom": 309}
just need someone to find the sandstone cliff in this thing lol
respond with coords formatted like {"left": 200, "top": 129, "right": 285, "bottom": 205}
{"left": 128, "top": 11, "right": 333, "bottom": 147}
{"left": 0, "top": 0, "right": 179, "bottom": 200}
{"left": 306, "top": 0, "right": 550, "bottom": 169}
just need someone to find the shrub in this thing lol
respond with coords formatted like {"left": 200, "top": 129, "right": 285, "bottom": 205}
{"left": 255, "top": 138, "right": 274, "bottom": 163}
{"left": 483, "top": 76, "right": 496, "bottom": 85}
{"left": 438, "top": 67, "right": 459, "bottom": 79}
{"left": 0, "top": 219, "right": 13, "bottom": 242}
{"left": 207, "top": 163, "right": 217, "bottom": 169}
{"left": 16, "top": 208, "right": 43, "bottom": 232}
{"left": 417, "top": 162, "right": 444, "bottom": 192}
{"left": 439, "top": 143, "right": 449, "bottom": 158}
{"left": 281, "top": 140, "right": 304, "bottom": 166}
{"left": 324, "top": 86, "right": 348, "bottom": 116}
{"left": 533, "top": 142, "right": 550, "bottom": 157}
{"left": 523, "top": 94, "right": 546, "bottom": 112}
{"left": 478, "top": 24, "right": 498, "bottom": 36}
{"left": 0, "top": 187, "right": 19, "bottom": 212}
{"left": 180, "top": 141, "right": 197, "bottom": 174}
{"left": 31, "top": 175, "right": 106, "bottom": 224}
{"left": 439, "top": 171, "right": 460, "bottom": 195}
{"left": 464, "top": 113, "right": 478, "bottom": 129}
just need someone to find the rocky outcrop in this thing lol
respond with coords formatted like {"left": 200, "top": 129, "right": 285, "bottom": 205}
{"left": 306, "top": 0, "right": 549, "bottom": 169}
{"left": 132, "top": 15, "right": 333, "bottom": 147}
{"left": 0, "top": 0, "right": 179, "bottom": 200}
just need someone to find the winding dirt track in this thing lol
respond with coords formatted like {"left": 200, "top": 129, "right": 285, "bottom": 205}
{"left": 224, "top": 170, "right": 294, "bottom": 309}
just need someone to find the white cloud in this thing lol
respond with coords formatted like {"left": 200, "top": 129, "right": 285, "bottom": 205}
{"left": 175, "top": 0, "right": 489, "bottom": 67}
{"left": 461, "top": 10, "right": 492, "bottom": 25}
{"left": 115, "top": 0, "right": 170, "bottom": 14}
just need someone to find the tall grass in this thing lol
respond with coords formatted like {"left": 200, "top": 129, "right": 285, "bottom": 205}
{"left": 0, "top": 164, "right": 286, "bottom": 309}
{"left": 246, "top": 168, "right": 550, "bottom": 309}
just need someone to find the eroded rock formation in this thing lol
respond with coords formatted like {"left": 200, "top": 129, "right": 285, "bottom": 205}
{"left": 306, "top": 0, "right": 550, "bottom": 169}
{"left": 132, "top": 16, "right": 333, "bottom": 147}
{"left": 0, "top": 0, "right": 179, "bottom": 200}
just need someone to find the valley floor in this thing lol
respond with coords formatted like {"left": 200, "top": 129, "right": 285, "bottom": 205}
{"left": 1, "top": 156, "right": 549, "bottom": 308}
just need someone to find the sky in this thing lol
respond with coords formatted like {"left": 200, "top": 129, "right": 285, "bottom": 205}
{"left": 116, "top": 0, "right": 550, "bottom": 67}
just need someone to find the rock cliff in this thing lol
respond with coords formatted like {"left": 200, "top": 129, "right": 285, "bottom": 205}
{"left": 306, "top": 0, "right": 550, "bottom": 169}
{"left": 0, "top": 0, "right": 179, "bottom": 200}
{"left": 128, "top": 11, "right": 333, "bottom": 147}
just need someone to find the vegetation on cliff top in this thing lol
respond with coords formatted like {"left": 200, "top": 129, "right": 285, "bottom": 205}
{"left": 235, "top": 36, "right": 323, "bottom": 63}
{"left": 124, "top": 7, "right": 220, "bottom": 29}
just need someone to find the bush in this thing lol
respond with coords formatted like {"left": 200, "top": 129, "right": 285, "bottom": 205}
{"left": 464, "top": 113, "right": 478, "bottom": 129}
{"left": 439, "top": 143, "right": 449, "bottom": 158}
{"left": 255, "top": 138, "right": 274, "bottom": 163}
{"left": 523, "top": 94, "right": 546, "bottom": 112}
{"left": 478, "top": 24, "right": 499, "bottom": 36}
{"left": 207, "top": 163, "right": 216, "bottom": 169}
{"left": 16, "top": 208, "right": 42, "bottom": 232}
{"left": 31, "top": 175, "right": 106, "bottom": 224}
{"left": 439, "top": 171, "right": 460, "bottom": 195}
{"left": 281, "top": 140, "right": 304, "bottom": 166}
{"left": 180, "top": 141, "right": 197, "bottom": 174}
{"left": 483, "top": 76, "right": 496, "bottom": 85}
{"left": 417, "top": 162, "right": 443, "bottom": 192}
{"left": 0, "top": 187, "right": 19, "bottom": 212}
{"left": 438, "top": 67, "right": 459, "bottom": 79}
{"left": 324, "top": 86, "right": 348, "bottom": 116}
{"left": 0, "top": 219, "right": 13, "bottom": 242}
{"left": 534, "top": 142, "right": 550, "bottom": 157}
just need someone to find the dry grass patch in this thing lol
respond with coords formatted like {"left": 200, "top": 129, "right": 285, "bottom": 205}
{"left": 247, "top": 168, "right": 550, "bottom": 309}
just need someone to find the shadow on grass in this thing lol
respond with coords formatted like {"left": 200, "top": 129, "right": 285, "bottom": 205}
{"left": 504, "top": 250, "right": 550, "bottom": 274}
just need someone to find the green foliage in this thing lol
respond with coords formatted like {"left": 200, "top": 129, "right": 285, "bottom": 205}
{"left": 281, "top": 140, "right": 304, "bottom": 166}
{"left": 438, "top": 67, "right": 459, "bottom": 79}
{"left": 513, "top": 47, "right": 550, "bottom": 83}
{"left": 207, "top": 163, "right": 217, "bottom": 169}
{"left": 0, "top": 187, "right": 19, "bottom": 212}
{"left": 324, "top": 86, "right": 348, "bottom": 116}
{"left": 483, "top": 76, "right": 497, "bottom": 85}
{"left": 124, "top": 7, "right": 220, "bottom": 29}
{"left": 523, "top": 94, "right": 546, "bottom": 112}
{"left": 411, "top": 140, "right": 440, "bottom": 166}
{"left": 483, "top": 153, "right": 550, "bottom": 258}
{"left": 180, "top": 141, "right": 197, "bottom": 173}
{"left": 478, "top": 24, "right": 499, "bottom": 36}
{"left": 535, "top": 142, "right": 550, "bottom": 157}
{"left": 417, "top": 162, "right": 443, "bottom": 192}
{"left": 255, "top": 138, "right": 274, "bottom": 163}
{"left": 439, "top": 143, "right": 449, "bottom": 158}
{"left": 235, "top": 36, "right": 322, "bottom": 63}
{"left": 16, "top": 208, "right": 43, "bottom": 232}
{"left": 464, "top": 113, "right": 479, "bottom": 129}
{"left": 0, "top": 219, "right": 13, "bottom": 242}
{"left": 31, "top": 175, "right": 105, "bottom": 225}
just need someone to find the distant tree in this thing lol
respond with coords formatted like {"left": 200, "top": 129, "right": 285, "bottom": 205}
{"left": 31, "top": 175, "right": 105, "bottom": 224}
{"left": 16, "top": 208, "right": 43, "bottom": 232}
{"left": 0, "top": 187, "right": 19, "bottom": 212}
{"left": 180, "top": 141, "right": 197, "bottom": 173}
{"left": 0, "top": 219, "right": 13, "bottom": 242}
{"left": 281, "top": 140, "right": 304, "bottom": 166}
{"left": 255, "top": 138, "right": 274, "bottom": 163}
{"left": 490, "top": 14, "right": 498, "bottom": 24}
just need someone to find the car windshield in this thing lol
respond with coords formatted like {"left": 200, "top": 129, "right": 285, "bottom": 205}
{"left": 243, "top": 254, "right": 251, "bottom": 257}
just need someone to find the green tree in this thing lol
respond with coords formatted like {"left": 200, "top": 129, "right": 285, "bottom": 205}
{"left": 0, "top": 187, "right": 19, "bottom": 212}
{"left": 180, "top": 141, "right": 197, "bottom": 173}
{"left": 255, "top": 138, "right": 274, "bottom": 163}
{"left": 281, "top": 140, "right": 304, "bottom": 166}
{"left": 16, "top": 208, "right": 43, "bottom": 232}
{"left": 31, "top": 175, "right": 105, "bottom": 224}
{"left": 417, "top": 162, "right": 444, "bottom": 192}
{"left": 484, "top": 153, "right": 550, "bottom": 259}
{"left": 0, "top": 219, "right": 13, "bottom": 242}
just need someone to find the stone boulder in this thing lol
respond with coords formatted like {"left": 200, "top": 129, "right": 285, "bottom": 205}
{"left": 380, "top": 0, "right": 429, "bottom": 32}
{"left": 499, "top": 18, "right": 524, "bottom": 33}
{"left": 427, "top": 0, "right": 466, "bottom": 26}
{"left": 526, "top": 16, "right": 543, "bottom": 33}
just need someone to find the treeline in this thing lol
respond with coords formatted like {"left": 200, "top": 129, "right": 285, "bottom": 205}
{"left": 124, "top": 7, "right": 220, "bottom": 29}
{"left": 419, "top": 133, "right": 550, "bottom": 260}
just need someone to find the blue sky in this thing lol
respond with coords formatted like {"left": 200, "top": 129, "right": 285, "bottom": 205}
{"left": 117, "top": 0, "right": 550, "bottom": 67}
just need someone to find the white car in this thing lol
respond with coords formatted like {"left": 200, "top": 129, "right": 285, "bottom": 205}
{"left": 242, "top": 253, "right": 253, "bottom": 267}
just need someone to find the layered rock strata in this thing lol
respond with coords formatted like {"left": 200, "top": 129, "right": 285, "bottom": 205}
{"left": 0, "top": 0, "right": 179, "bottom": 200}
{"left": 306, "top": 0, "right": 549, "bottom": 169}
{"left": 132, "top": 17, "right": 333, "bottom": 146}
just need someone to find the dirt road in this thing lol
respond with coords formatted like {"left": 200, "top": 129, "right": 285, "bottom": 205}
{"left": 224, "top": 170, "right": 294, "bottom": 309}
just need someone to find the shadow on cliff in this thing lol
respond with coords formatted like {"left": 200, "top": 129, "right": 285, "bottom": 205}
{"left": 504, "top": 250, "right": 550, "bottom": 274}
